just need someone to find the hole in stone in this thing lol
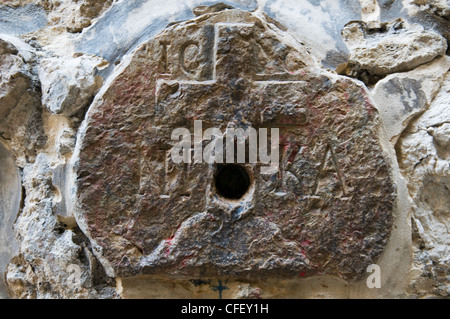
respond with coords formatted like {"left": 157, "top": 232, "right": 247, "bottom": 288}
{"left": 214, "top": 164, "right": 250, "bottom": 200}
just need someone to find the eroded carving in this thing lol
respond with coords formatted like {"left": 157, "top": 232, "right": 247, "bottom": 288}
{"left": 73, "top": 9, "right": 395, "bottom": 280}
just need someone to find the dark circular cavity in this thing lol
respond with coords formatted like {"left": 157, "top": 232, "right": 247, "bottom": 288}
{"left": 214, "top": 164, "right": 250, "bottom": 200}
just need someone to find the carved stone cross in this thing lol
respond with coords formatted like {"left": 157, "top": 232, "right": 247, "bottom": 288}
{"left": 73, "top": 9, "right": 395, "bottom": 280}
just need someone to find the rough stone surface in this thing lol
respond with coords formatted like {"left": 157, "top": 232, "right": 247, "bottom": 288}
{"left": 0, "top": 0, "right": 448, "bottom": 299}
{"left": 397, "top": 72, "right": 450, "bottom": 298}
{"left": 0, "top": 35, "right": 46, "bottom": 167}
{"left": 261, "top": 0, "right": 363, "bottom": 70}
{"left": 410, "top": 0, "right": 450, "bottom": 20}
{"left": 43, "top": 0, "right": 114, "bottom": 33}
{"left": 39, "top": 54, "right": 106, "bottom": 116}
{"left": 372, "top": 56, "right": 450, "bottom": 143}
{"left": 0, "top": 140, "right": 21, "bottom": 298}
{"left": 5, "top": 154, "right": 117, "bottom": 299}
{"left": 0, "top": 0, "right": 114, "bottom": 34}
{"left": 342, "top": 18, "right": 447, "bottom": 83}
{"left": 73, "top": 9, "right": 395, "bottom": 281}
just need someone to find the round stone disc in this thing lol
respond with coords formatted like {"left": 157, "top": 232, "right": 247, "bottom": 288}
{"left": 73, "top": 9, "right": 395, "bottom": 280}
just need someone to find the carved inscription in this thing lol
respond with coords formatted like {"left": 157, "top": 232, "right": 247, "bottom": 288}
{"left": 74, "top": 9, "right": 395, "bottom": 280}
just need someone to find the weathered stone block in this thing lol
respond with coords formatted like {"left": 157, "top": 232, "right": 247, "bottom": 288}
{"left": 72, "top": 9, "right": 396, "bottom": 280}
{"left": 0, "top": 139, "right": 21, "bottom": 299}
{"left": 342, "top": 18, "right": 447, "bottom": 81}
{"left": 39, "top": 54, "right": 106, "bottom": 116}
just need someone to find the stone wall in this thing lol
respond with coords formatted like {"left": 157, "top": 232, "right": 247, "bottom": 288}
{"left": 0, "top": 0, "right": 448, "bottom": 299}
